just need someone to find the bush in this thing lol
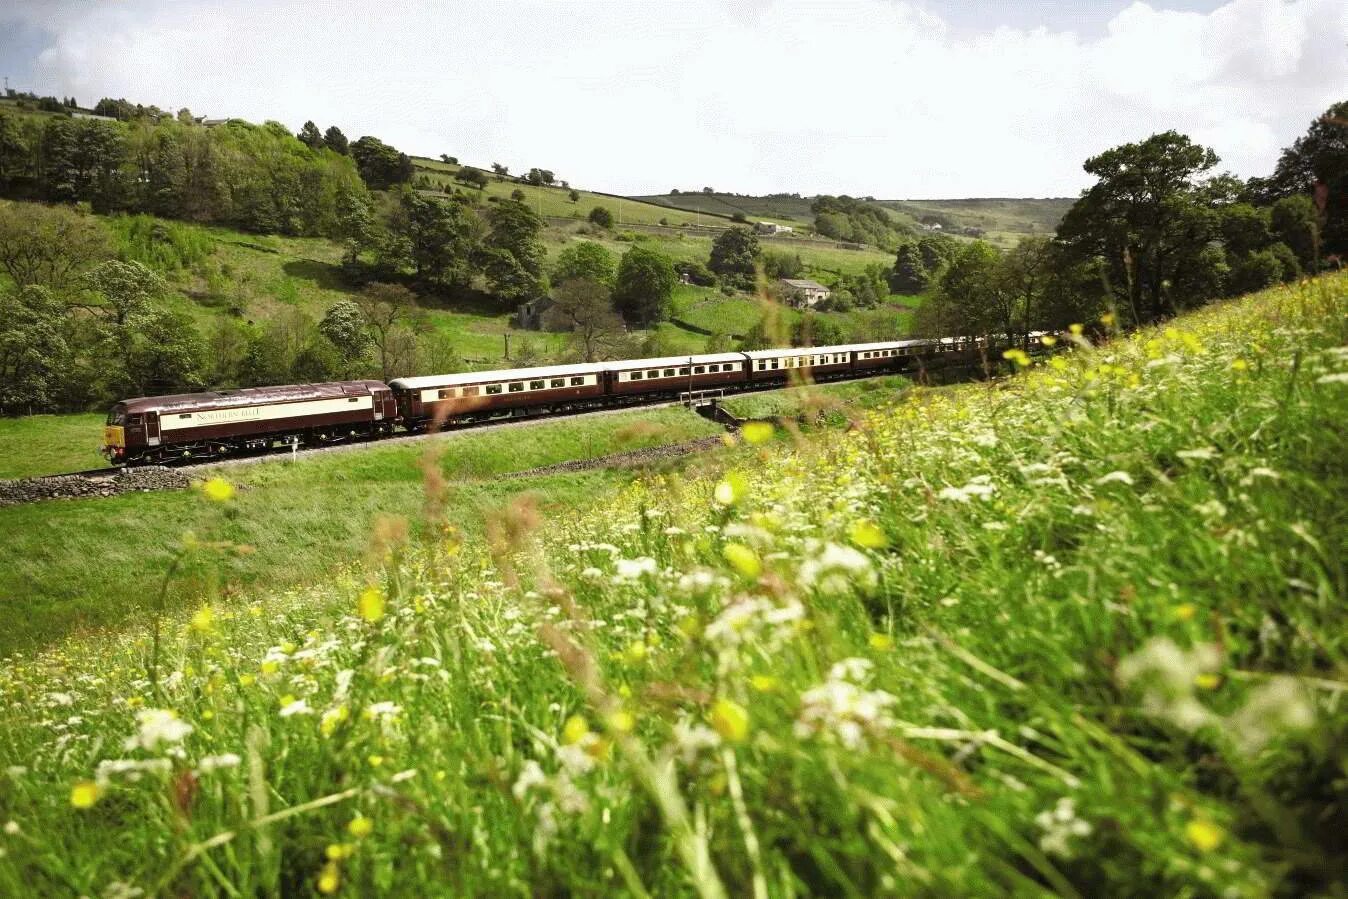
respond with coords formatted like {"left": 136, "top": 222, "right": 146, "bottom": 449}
{"left": 588, "top": 206, "right": 615, "bottom": 229}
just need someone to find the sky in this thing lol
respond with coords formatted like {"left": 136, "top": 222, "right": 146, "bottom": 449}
{"left": 1, "top": 0, "right": 1344, "bottom": 199}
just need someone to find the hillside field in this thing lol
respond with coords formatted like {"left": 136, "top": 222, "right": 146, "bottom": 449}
{"left": 0, "top": 275, "right": 1343, "bottom": 895}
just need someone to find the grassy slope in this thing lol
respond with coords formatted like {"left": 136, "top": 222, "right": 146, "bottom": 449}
{"left": 0, "top": 277, "right": 1342, "bottom": 895}
{"left": 0, "top": 407, "right": 720, "bottom": 654}
{"left": 0, "top": 413, "right": 107, "bottom": 478}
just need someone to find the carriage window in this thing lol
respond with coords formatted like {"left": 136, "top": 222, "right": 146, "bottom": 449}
{"left": 630, "top": 371, "right": 643, "bottom": 381}
{"left": 530, "top": 380, "right": 545, "bottom": 390}
{"left": 486, "top": 384, "right": 502, "bottom": 395}
{"left": 679, "top": 367, "right": 690, "bottom": 376}
{"left": 693, "top": 366, "right": 705, "bottom": 374}
{"left": 550, "top": 379, "right": 565, "bottom": 388}
{"left": 509, "top": 382, "right": 524, "bottom": 392}
{"left": 462, "top": 385, "right": 480, "bottom": 397}
{"left": 663, "top": 368, "right": 675, "bottom": 377}
{"left": 708, "top": 364, "right": 719, "bottom": 372}
{"left": 570, "top": 377, "right": 585, "bottom": 386}
{"left": 770, "top": 360, "right": 779, "bottom": 369}
{"left": 647, "top": 370, "right": 659, "bottom": 378}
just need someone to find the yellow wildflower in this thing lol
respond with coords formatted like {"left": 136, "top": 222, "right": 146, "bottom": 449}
{"left": 189, "top": 606, "right": 215, "bottom": 634}
{"left": 750, "top": 675, "right": 779, "bottom": 693}
{"left": 348, "top": 816, "right": 374, "bottom": 839}
{"left": 1069, "top": 323, "right": 1084, "bottom": 336}
{"left": 847, "top": 519, "right": 888, "bottom": 549}
{"left": 709, "top": 698, "right": 749, "bottom": 743}
{"left": 561, "top": 715, "right": 590, "bottom": 746}
{"left": 606, "top": 709, "right": 635, "bottom": 734}
{"left": 357, "top": 586, "right": 385, "bottom": 623}
{"left": 70, "top": 781, "right": 100, "bottom": 809}
{"left": 722, "top": 543, "right": 761, "bottom": 579}
{"left": 1194, "top": 673, "right": 1222, "bottom": 690}
{"left": 239, "top": 674, "right": 256, "bottom": 687}
{"left": 1173, "top": 603, "right": 1198, "bottom": 622}
{"left": 367, "top": 754, "right": 384, "bottom": 768}
{"left": 200, "top": 478, "right": 235, "bottom": 503}
{"left": 326, "top": 842, "right": 355, "bottom": 860}
{"left": 741, "top": 421, "right": 775, "bottom": 445}
{"left": 1185, "top": 819, "right": 1224, "bottom": 852}
{"left": 1100, "top": 312, "right": 1116, "bottom": 327}
{"left": 1230, "top": 358, "right": 1249, "bottom": 372}
{"left": 623, "top": 640, "right": 648, "bottom": 665}
{"left": 1040, "top": 334, "right": 1058, "bottom": 347}
{"left": 260, "top": 660, "right": 280, "bottom": 676}
{"left": 1002, "top": 348, "right": 1031, "bottom": 367}
{"left": 316, "top": 862, "right": 341, "bottom": 894}
{"left": 868, "top": 633, "right": 894, "bottom": 651}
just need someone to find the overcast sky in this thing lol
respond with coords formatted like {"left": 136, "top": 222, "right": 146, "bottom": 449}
{"left": 2, "top": 0, "right": 1344, "bottom": 198}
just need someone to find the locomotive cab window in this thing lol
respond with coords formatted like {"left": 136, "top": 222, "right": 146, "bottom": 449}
{"left": 127, "top": 414, "right": 143, "bottom": 425}
{"left": 570, "top": 377, "right": 585, "bottom": 386}
{"left": 486, "top": 384, "right": 502, "bottom": 395}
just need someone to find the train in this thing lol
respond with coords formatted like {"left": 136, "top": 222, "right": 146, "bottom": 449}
{"left": 101, "top": 335, "right": 1022, "bottom": 465}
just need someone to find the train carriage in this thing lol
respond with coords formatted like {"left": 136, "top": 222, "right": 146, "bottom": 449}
{"left": 102, "top": 381, "right": 395, "bottom": 464}
{"left": 390, "top": 362, "right": 607, "bottom": 428}
{"left": 605, "top": 353, "right": 749, "bottom": 398}
{"left": 744, "top": 345, "right": 855, "bottom": 383}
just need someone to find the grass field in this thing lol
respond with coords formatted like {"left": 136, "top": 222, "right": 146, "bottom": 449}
{"left": 1, "top": 275, "right": 1343, "bottom": 895}
{"left": 0, "top": 413, "right": 107, "bottom": 478}
{"left": 0, "top": 406, "right": 721, "bottom": 655}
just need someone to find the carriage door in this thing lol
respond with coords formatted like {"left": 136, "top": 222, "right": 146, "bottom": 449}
{"left": 145, "top": 412, "right": 161, "bottom": 446}
{"left": 371, "top": 388, "right": 391, "bottom": 420}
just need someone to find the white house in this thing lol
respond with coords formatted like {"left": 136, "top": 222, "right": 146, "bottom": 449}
{"left": 755, "top": 221, "right": 794, "bottom": 235}
{"left": 779, "top": 278, "right": 831, "bottom": 309}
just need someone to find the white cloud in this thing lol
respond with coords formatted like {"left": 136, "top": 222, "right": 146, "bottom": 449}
{"left": 6, "top": 0, "right": 1346, "bottom": 197}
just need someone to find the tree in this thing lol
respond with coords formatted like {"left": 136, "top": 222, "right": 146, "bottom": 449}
{"left": 791, "top": 313, "right": 846, "bottom": 347}
{"left": 491, "top": 162, "right": 509, "bottom": 181}
{"left": 455, "top": 168, "right": 489, "bottom": 189}
{"left": 568, "top": 189, "right": 580, "bottom": 204}
{"left": 612, "top": 246, "right": 676, "bottom": 325}
{"left": 0, "top": 285, "right": 69, "bottom": 413}
{"left": 1260, "top": 100, "right": 1348, "bottom": 256}
{"left": 385, "top": 191, "right": 480, "bottom": 287}
{"left": 122, "top": 310, "right": 205, "bottom": 396}
{"left": 1219, "top": 203, "right": 1273, "bottom": 257}
{"left": 319, "top": 300, "right": 371, "bottom": 372}
{"left": 355, "top": 282, "right": 426, "bottom": 381}
{"left": 543, "top": 278, "right": 628, "bottom": 362}
{"left": 350, "top": 136, "right": 414, "bottom": 190}
{"left": 0, "top": 113, "right": 29, "bottom": 188}
{"left": 1056, "top": 130, "right": 1222, "bottom": 323}
{"left": 481, "top": 199, "right": 545, "bottom": 302}
{"left": 323, "top": 126, "right": 349, "bottom": 155}
{"left": 335, "top": 188, "right": 381, "bottom": 268}
{"left": 440, "top": 154, "right": 458, "bottom": 165}
{"left": 890, "top": 243, "right": 928, "bottom": 294}
{"left": 919, "top": 241, "right": 1005, "bottom": 338}
{"left": 1271, "top": 194, "right": 1321, "bottom": 271}
{"left": 552, "top": 241, "right": 616, "bottom": 286}
{"left": 525, "top": 168, "right": 555, "bottom": 186}
{"left": 1228, "top": 249, "right": 1284, "bottom": 296}
{"left": 510, "top": 188, "right": 526, "bottom": 201}
{"left": 588, "top": 206, "right": 614, "bottom": 229}
{"left": 0, "top": 202, "right": 111, "bottom": 292}
{"left": 709, "top": 227, "right": 760, "bottom": 291}
{"left": 297, "top": 121, "right": 324, "bottom": 150}
{"left": 81, "top": 260, "right": 166, "bottom": 326}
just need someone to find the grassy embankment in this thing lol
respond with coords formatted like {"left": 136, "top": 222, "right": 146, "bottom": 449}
{"left": 1, "top": 275, "right": 1344, "bottom": 895}
{"left": 0, "top": 413, "right": 107, "bottom": 478}
{"left": 0, "top": 406, "right": 721, "bottom": 654}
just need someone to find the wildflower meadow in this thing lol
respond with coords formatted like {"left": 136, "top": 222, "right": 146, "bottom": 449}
{"left": 1, "top": 275, "right": 1346, "bottom": 896}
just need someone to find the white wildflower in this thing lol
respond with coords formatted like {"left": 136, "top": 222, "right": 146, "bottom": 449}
{"left": 123, "top": 709, "right": 193, "bottom": 752}
{"left": 512, "top": 760, "right": 547, "bottom": 800}
{"left": 1036, "top": 797, "right": 1093, "bottom": 858}
{"left": 196, "top": 753, "right": 242, "bottom": 773}
{"left": 1096, "top": 470, "right": 1134, "bottom": 486}
{"left": 95, "top": 758, "right": 173, "bottom": 785}
{"left": 1315, "top": 372, "right": 1348, "bottom": 384}
{"left": 613, "top": 557, "right": 658, "bottom": 581}
{"left": 798, "top": 542, "right": 876, "bottom": 594}
{"left": 1177, "top": 446, "right": 1218, "bottom": 462}
{"left": 278, "top": 699, "right": 312, "bottom": 718}
{"left": 1116, "top": 638, "right": 1221, "bottom": 731}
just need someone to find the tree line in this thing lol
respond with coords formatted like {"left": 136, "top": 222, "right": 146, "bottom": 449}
{"left": 911, "top": 101, "right": 1345, "bottom": 343}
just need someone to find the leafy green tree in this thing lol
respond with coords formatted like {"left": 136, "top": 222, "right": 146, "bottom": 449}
{"left": 543, "top": 277, "right": 628, "bottom": 362}
{"left": 41, "top": 117, "right": 128, "bottom": 212}
{"left": 0, "top": 285, "right": 70, "bottom": 413}
{"left": 80, "top": 260, "right": 166, "bottom": 326}
{"left": 455, "top": 168, "right": 489, "bottom": 189}
{"left": 918, "top": 241, "right": 1005, "bottom": 338}
{"left": 791, "top": 313, "right": 846, "bottom": 347}
{"left": 0, "top": 202, "right": 111, "bottom": 291}
{"left": 552, "top": 241, "right": 616, "bottom": 286}
{"left": 612, "top": 246, "right": 676, "bottom": 324}
{"left": 0, "top": 113, "right": 29, "bottom": 188}
{"left": 1219, "top": 203, "right": 1273, "bottom": 257}
{"left": 319, "top": 300, "right": 372, "bottom": 371}
{"left": 890, "top": 243, "right": 928, "bottom": 294}
{"left": 1258, "top": 100, "right": 1348, "bottom": 256}
{"left": 510, "top": 188, "right": 526, "bottom": 201}
{"left": 297, "top": 121, "right": 324, "bottom": 150}
{"left": 491, "top": 162, "right": 509, "bottom": 181}
{"left": 1270, "top": 194, "right": 1320, "bottom": 271}
{"left": 1228, "top": 248, "right": 1284, "bottom": 295}
{"left": 335, "top": 188, "right": 381, "bottom": 268}
{"left": 709, "top": 227, "right": 760, "bottom": 291}
{"left": 588, "top": 206, "right": 614, "bottom": 229}
{"left": 481, "top": 199, "right": 545, "bottom": 302}
{"left": 350, "top": 136, "right": 414, "bottom": 190}
{"left": 122, "top": 310, "right": 205, "bottom": 396}
{"left": 525, "top": 168, "right": 555, "bottom": 186}
{"left": 568, "top": 189, "right": 580, "bottom": 203}
{"left": 323, "top": 126, "right": 349, "bottom": 155}
{"left": 385, "top": 191, "right": 480, "bottom": 287}
{"left": 1057, "top": 130, "right": 1222, "bottom": 323}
